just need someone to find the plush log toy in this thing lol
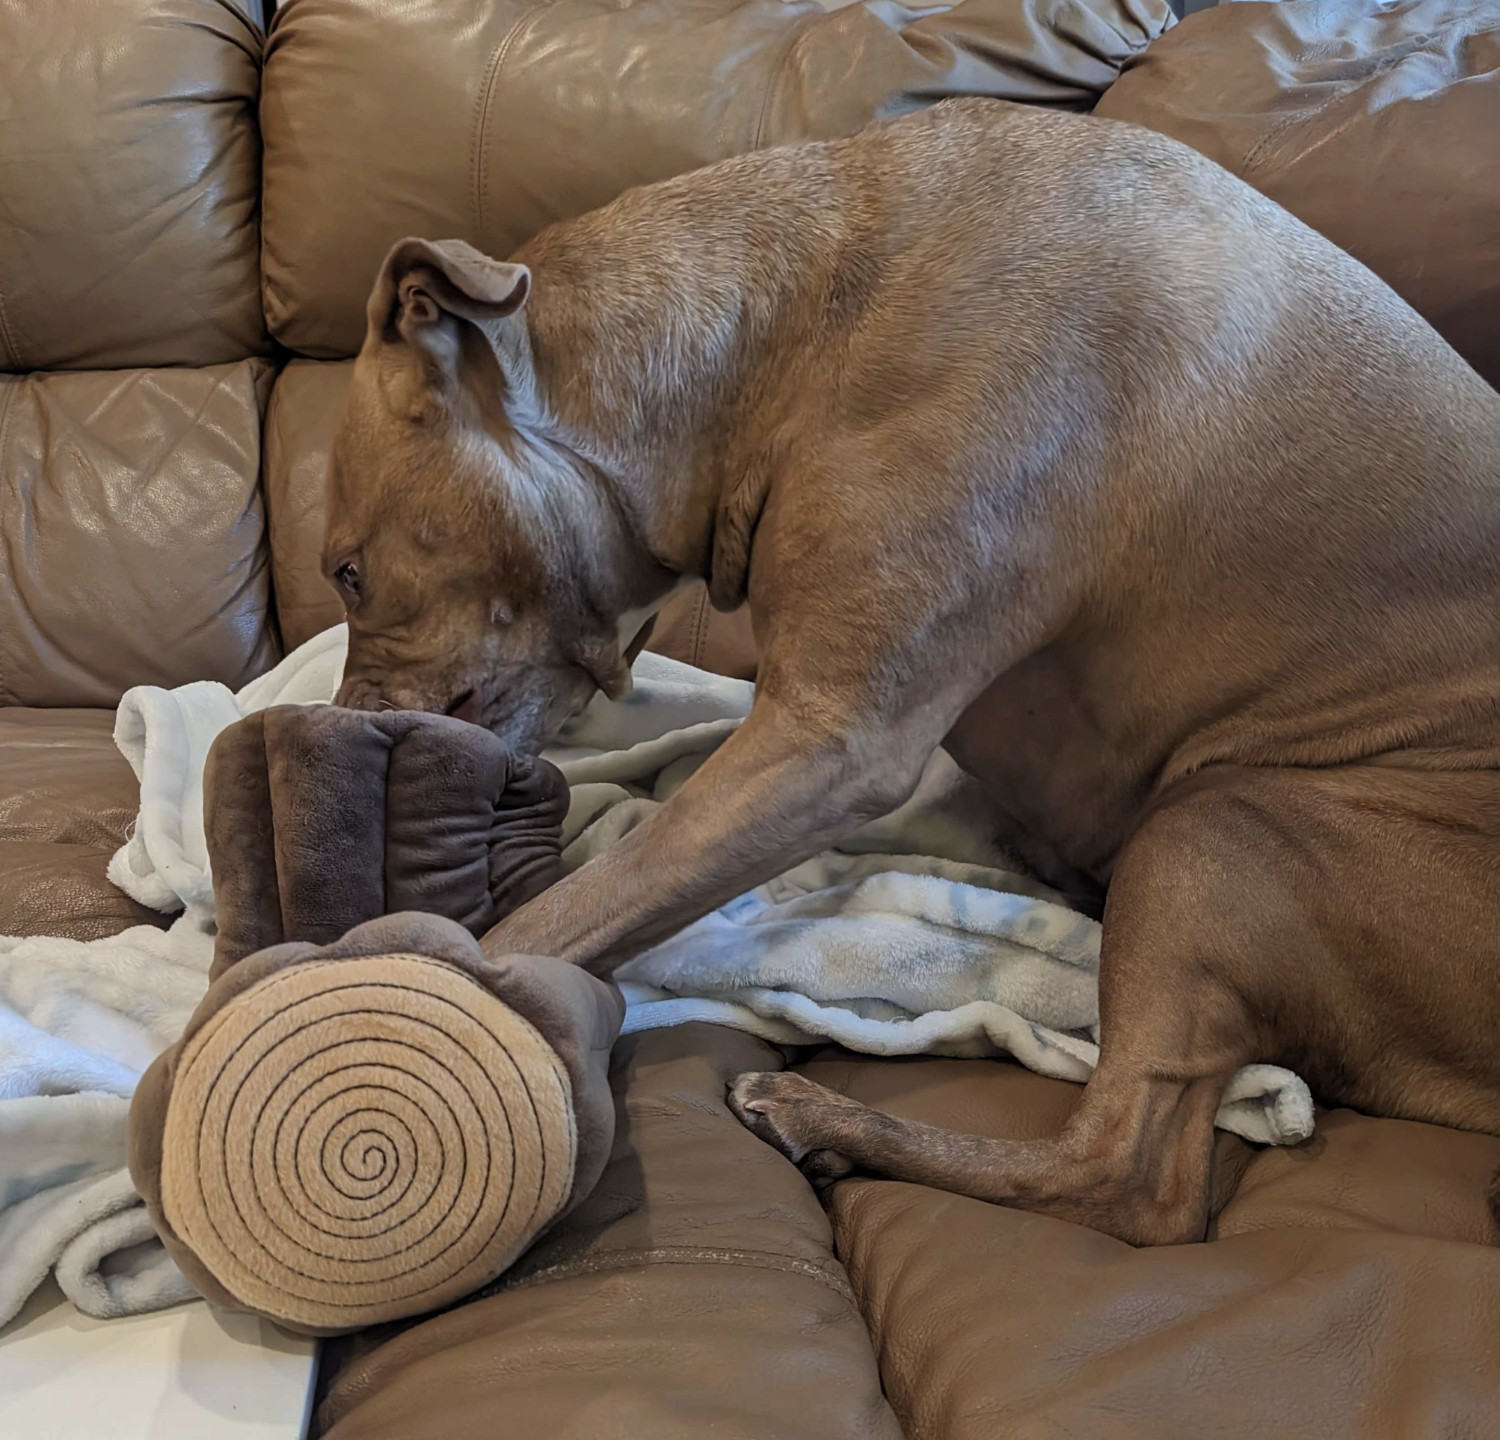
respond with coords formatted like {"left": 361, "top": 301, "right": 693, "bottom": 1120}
{"left": 128, "top": 706, "right": 622, "bottom": 1334}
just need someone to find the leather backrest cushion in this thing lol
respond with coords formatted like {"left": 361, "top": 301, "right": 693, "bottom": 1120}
{"left": 1096, "top": 0, "right": 1500, "bottom": 390}
{"left": 0, "top": 362, "right": 280, "bottom": 707}
{"left": 260, "top": 0, "right": 1174, "bottom": 358}
{"left": 0, "top": 0, "right": 267, "bottom": 371}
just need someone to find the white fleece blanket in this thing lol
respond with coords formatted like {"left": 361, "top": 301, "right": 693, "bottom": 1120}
{"left": 0, "top": 624, "right": 1313, "bottom": 1326}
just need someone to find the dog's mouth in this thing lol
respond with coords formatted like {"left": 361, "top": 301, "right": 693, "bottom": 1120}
{"left": 444, "top": 688, "right": 480, "bottom": 724}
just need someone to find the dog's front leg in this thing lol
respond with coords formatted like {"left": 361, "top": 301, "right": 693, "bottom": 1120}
{"left": 480, "top": 697, "right": 928, "bottom": 973}
{"left": 728, "top": 776, "right": 1279, "bottom": 1246}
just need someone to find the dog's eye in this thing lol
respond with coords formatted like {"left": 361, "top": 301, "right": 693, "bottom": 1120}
{"left": 333, "top": 561, "right": 362, "bottom": 599}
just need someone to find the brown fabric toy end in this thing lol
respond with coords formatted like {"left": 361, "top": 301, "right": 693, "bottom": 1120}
{"left": 154, "top": 951, "right": 576, "bottom": 1333}
{"left": 131, "top": 916, "right": 623, "bottom": 1336}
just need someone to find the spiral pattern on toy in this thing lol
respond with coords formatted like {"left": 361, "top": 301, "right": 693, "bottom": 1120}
{"left": 159, "top": 953, "right": 576, "bottom": 1330}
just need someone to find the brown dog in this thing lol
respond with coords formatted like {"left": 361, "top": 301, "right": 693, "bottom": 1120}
{"left": 324, "top": 99, "right": 1500, "bottom": 1245}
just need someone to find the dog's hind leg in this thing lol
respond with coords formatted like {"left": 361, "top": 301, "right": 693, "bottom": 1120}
{"left": 731, "top": 773, "right": 1282, "bottom": 1246}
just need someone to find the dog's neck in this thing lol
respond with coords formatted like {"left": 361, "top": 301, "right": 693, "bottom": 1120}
{"left": 516, "top": 174, "right": 847, "bottom": 615}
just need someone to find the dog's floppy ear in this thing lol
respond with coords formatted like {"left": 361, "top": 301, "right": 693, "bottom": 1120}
{"left": 369, "top": 237, "right": 530, "bottom": 340}
{"left": 365, "top": 239, "right": 534, "bottom": 413}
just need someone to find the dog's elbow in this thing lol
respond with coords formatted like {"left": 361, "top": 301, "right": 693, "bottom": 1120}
{"left": 844, "top": 761, "right": 926, "bottom": 824}
{"left": 809, "top": 732, "right": 929, "bottom": 826}
{"left": 750, "top": 695, "right": 934, "bottom": 827}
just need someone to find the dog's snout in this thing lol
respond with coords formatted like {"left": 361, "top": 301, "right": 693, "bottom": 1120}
{"left": 335, "top": 671, "right": 480, "bottom": 722}
{"left": 333, "top": 678, "right": 370, "bottom": 710}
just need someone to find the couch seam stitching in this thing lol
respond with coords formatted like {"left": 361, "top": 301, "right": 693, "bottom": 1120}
{"left": 754, "top": 14, "right": 819, "bottom": 151}
{"left": 471, "top": 7, "right": 551, "bottom": 237}
{"left": 1240, "top": 95, "right": 1341, "bottom": 182}
{"left": 492, "top": 1244, "right": 859, "bottom": 1306}
{"left": 1239, "top": 28, "right": 1448, "bottom": 182}
{"left": 0, "top": 377, "right": 18, "bottom": 704}
{"left": 691, "top": 588, "right": 710, "bottom": 668}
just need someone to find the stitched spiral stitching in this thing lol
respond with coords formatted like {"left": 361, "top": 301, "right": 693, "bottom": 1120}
{"left": 160, "top": 954, "right": 576, "bottom": 1330}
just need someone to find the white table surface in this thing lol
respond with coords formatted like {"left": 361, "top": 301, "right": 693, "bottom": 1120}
{"left": 0, "top": 1282, "right": 318, "bottom": 1440}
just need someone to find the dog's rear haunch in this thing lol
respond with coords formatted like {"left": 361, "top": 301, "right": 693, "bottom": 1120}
{"left": 325, "top": 98, "right": 1500, "bottom": 1246}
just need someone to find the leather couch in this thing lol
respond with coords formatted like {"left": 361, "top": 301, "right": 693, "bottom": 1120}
{"left": 2, "top": 1, "right": 1498, "bottom": 1436}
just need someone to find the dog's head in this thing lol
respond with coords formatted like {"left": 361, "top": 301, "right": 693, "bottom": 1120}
{"left": 324, "top": 238, "right": 656, "bottom": 755}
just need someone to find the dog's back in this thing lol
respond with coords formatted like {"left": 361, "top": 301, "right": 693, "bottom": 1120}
{"left": 523, "top": 98, "right": 1500, "bottom": 853}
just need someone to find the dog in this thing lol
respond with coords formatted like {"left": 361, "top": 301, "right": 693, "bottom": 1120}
{"left": 324, "top": 98, "right": 1500, "bottom": 1245}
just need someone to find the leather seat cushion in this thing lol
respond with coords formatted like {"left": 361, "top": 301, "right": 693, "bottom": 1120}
{"left": 797, "top": 1051, "right": 1500, "bottom": 1440}
{"left": 0, "top": 708, "right": 164, "bottom": 941}
{"left": 0, "top": 840, "right": 165, "bottom": 943}
{"left": 314, "top": 1025, "right": 901, "bottom": 1439}
{"left": 0, "top": 709, "right": 140, "bottom": 849}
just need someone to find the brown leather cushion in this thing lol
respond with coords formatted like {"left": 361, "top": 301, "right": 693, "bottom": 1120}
{"left": 647, "top": 585, "right": 758, "bottom": 683}
{"left": 0, "top": 362, "right": 280, "bottom": 707}
{"left": 310, "top": 1040, "right": 1500, "bottom": 1440}
{"left": 260, "top": 0, "right": 1174, "bottom": 358}
{"left": 0, "top": 709, "right": 140, "bottom": 849}
{"left": 264, "top": 358, "right": 757, "bottom": 677}
{"left": 0, "top": 841, "right": 166, "bottom": 943}
{"left": 0, "top": 707, "right": 163, "bottom": 941}
{"left": 0, "top": 0, "right": 267, "bottom": 371}
{"left": 801, "top": 1051, "right": 1500, "bottom": 1440}
{"left": 1096, "top": 0, "right": 1500, "bottom": 390}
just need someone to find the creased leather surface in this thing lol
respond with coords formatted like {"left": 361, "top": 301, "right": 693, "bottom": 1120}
{"left": 0, "top": 362, "right": 280, "bottom": 707}
{"left": 0, "top": 0, "right": 268, "bottom": 371}
{"left": 315, "top": 1025, "right": 901, "bottom": 1440}
{"left": 261, "top": 0, "right": 1173, "bottom": 357}
{"left": 648, "top": 584, "right": 759, "bottom": 682}
{"left": 0, "top": 840, "right": 165, "bottom": 943}
{"left": 1097, "top": 0, "right": 1500, "bottom": 389}
{"left": 0, "top": 708, "right": 162, "bottom": 940}
{"left": 0, "top": 708, "right": 141, "bottom": 849}
{"left": 801, "top": 1052, "right": 1500, "bottom": 1440}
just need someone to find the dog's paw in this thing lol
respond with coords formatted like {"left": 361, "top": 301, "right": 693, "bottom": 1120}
{"left": 728, "top": 1071, "right": 858, "bottom": 1187}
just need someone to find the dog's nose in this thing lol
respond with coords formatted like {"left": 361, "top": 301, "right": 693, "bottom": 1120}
{"left": 333, "top": 677, "right": 398, "bottom": 712}
{"left": 333, "top": 678, "right": 369, "bottom": 710}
